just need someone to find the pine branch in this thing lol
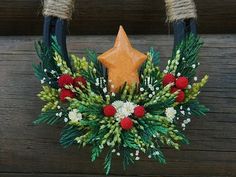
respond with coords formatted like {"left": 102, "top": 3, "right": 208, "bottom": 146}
{"left": 33, "top": 110, "right": 64, "bottom": 125}
{"left": 104, "top": 149, "right": 113, "bottom": 175}
{"left": 187, "top": 99, "right": 209, "bottom": 116}
{"left": 174, "top": 34, "right": 203, "bottom": 79}
{"left": 60, "top": 125, "right": 81, "bottom": 148}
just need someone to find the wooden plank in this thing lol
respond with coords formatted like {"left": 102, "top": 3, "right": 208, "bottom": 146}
{"left": 0, "top": 35, "right": 236, "bottom": 177}
{"left": 0, "top": 173, "right": 230, "bottom": 177}
{"left": 0, "top": 0, "right": 236, "bottom": 35}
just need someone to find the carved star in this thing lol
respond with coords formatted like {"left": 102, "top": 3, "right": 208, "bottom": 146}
{"left": 98, "top": 26, "right": 147, "bottom": 92}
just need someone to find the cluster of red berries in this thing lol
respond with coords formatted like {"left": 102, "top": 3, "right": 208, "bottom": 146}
{"left": 58, "top": 74, "right": 87, "bottom": 102}
{"left": 162, "top": 73, "right": 189, "bottom": 102}
{"left": 103, "top": 105, "right": 146, "bottom": 130}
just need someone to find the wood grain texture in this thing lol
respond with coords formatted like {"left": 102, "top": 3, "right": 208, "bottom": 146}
{"left": 0, "top": 0, "right": 236, "bottom": 35}
{"left": 0, "top": 35, "right": 236, "bottom": 177}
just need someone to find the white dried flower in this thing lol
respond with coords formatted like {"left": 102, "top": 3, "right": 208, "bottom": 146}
{"left": 120, "top": 102, "right": 136, "bottom": 117}
{"left": 112, "top": 100, "right": 124, "bottom": 110}
{"left": 165, "top": 107, "right": 177, "bottom": 122}
{"left": 68, "top": 109, "right": 82, "bottom": 123}
{"left": 112, "top": 101, "right": 137, "bottom": 120}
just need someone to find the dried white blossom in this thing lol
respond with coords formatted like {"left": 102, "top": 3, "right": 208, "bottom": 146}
{"left": 112, "top": 101, "right": 136, "bottom": 121}
{"left": 120, "top": 102, "right": 136, "bottom": 117}
{"left": 165, "top": 107, "right": 177, "bottom": 122}
{"left": 68, "top": 109, "right": 82, "bottom": 123}
{"left": 112, "top": 101, "right": 124, "bottom": 110}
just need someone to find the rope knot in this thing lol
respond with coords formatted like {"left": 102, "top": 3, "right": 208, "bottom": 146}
{"left": 165, "top": 0, "right": 197, "bottom": 22}
{"left": 43, "top": 0, "right": 75, "bottom": 20}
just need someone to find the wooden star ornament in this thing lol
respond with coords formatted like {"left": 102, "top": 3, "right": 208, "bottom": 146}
{"left": 98, "top": 26, "right": 147, "bottom": 92}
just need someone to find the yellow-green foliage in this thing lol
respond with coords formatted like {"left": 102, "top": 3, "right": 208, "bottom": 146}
{"left": 54, "top": 52, "right": 72, "bottom": 75}
{"left": 38, "top": 86, "right": 59, "bottom": 112}
{"left": 166, "top": 49, "right": 181, "bottom": 75}
{"left": 71, "top": 54, "right": 89, "bottom": 76}
{"left": 185, "top": 75, "right": 209, "bottom": 102}
{"left": 142, "top": 51, "right": 160, "bottom": 77}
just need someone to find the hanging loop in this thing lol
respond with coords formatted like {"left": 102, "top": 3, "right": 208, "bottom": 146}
{"left": 42, "top": 0, "right": 75, "bottom": 68}
{"left": 164, "top": 0, "right": 197, "bottom": 48}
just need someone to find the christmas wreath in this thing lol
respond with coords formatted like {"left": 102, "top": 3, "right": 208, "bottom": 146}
{"left": 33, "top": 25, "right": 208, "bottom": 174}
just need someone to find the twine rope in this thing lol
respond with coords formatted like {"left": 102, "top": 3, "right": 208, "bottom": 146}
{"left": 43, "top": 0, "right": 75, "bottom": 20}
{"left": 165, "top": 0, "right": 197, "bottom": 22}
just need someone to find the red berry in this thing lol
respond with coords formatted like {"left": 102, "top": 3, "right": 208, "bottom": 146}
{"left": 120, "top": 117, "right": 133, "bottom": 130}
{"left": 58, "top": 74, "right": 74, "bottom": 88}
{"left": 176, "top": 90, "right": 185, "bottom": 102}
{"left": 170, "top": 87, "right": 185, "bottom": 103}
{"left": 175, "top": 77, "right": 189, "bottom": 89}
{"left": 163, "top": 73, "right": 176, "bottom": 86}
{"left": 134, "top": 106, "right": 145, "bottom": 118}
{"left": 60, "top": 89, "right": 75, "bottom": 102}
{"left": 73, "top": 76, "right": 87, "bottom": 88}
{"left": 103, "top": 105, "right": 116, "bottom": 117}
{"left": 170, "top": 87, "right": 180, "bottom": 93}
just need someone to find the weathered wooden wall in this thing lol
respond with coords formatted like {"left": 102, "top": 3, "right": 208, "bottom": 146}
{"left": 0, "top": 0, "right": 236, "bottom": 35}
{"left": 0, "top": 35, "right": 235, "bottom": 177}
